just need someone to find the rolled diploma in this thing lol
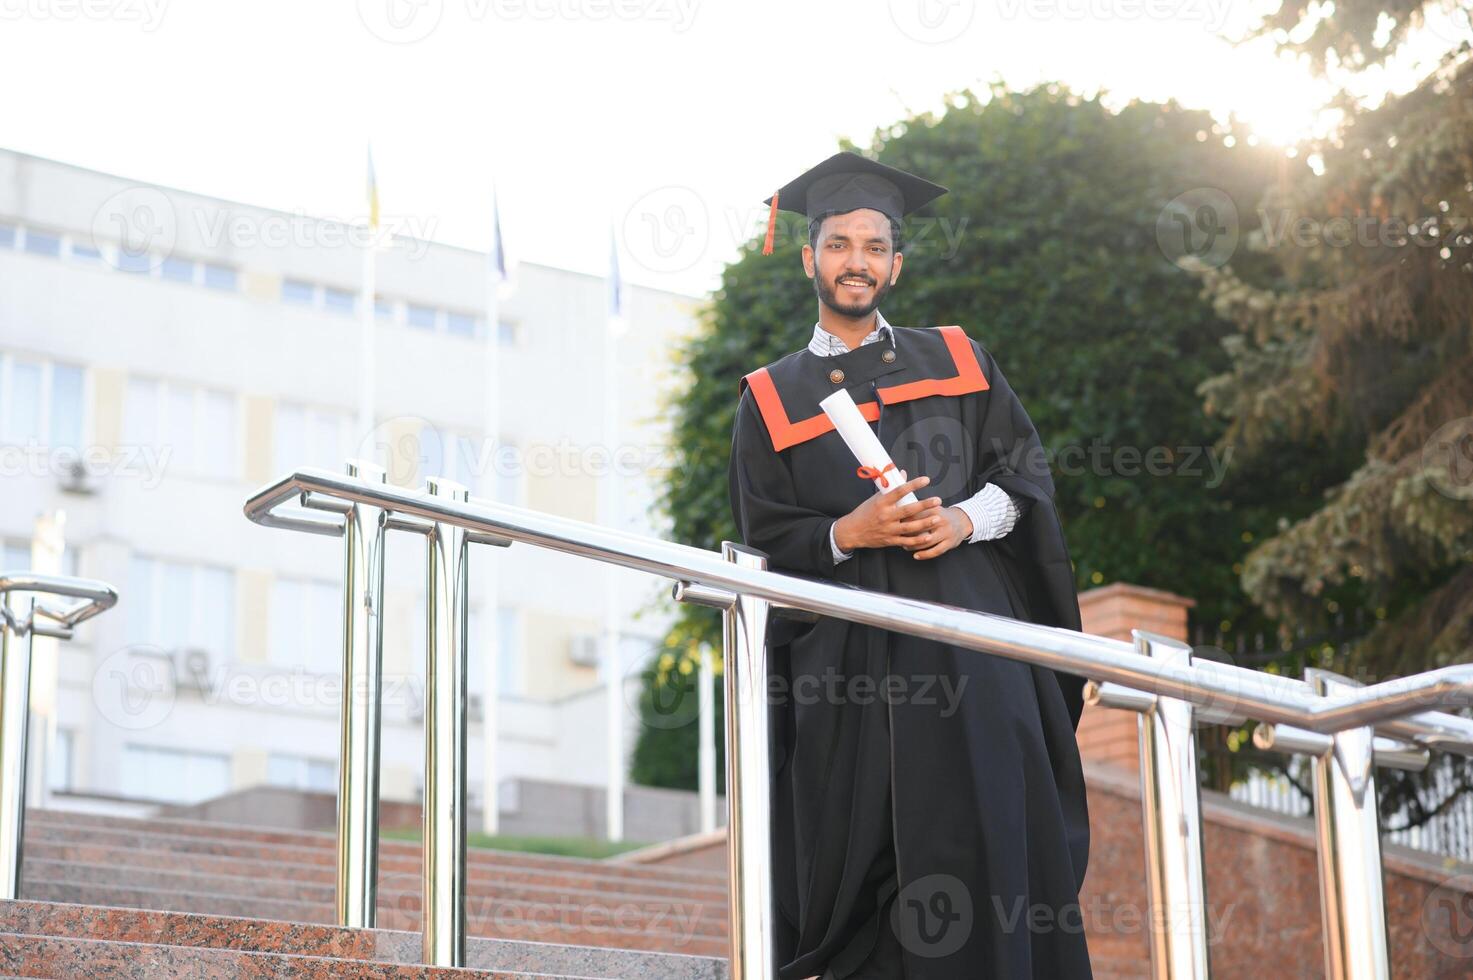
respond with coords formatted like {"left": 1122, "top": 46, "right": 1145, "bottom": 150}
{"left": 818, "top": 388, "right": 918, "bottom": 505}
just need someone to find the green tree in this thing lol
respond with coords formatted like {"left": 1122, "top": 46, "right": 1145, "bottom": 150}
{"left": 1187, "top": 3, "right": 1473, "bottom": 821}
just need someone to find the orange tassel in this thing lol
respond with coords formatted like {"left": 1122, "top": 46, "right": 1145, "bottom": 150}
{"left": 761, "top": 191, "right": 779, "bottom": 255}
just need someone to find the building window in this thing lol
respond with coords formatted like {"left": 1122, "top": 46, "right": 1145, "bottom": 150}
{"left": 267, "top": 753, "right": 337, "bottom": 792}
{"left": 406, "top": 304, "right": 438, "bottom": 330}
{"left": 2, "top": 539, "right": 79, "bottom": 576}
{"left": 270, "top": 577, "right": 341, "bottom": 675}
{"left": 497, "top": 606, "right": 521, "bottom": 697}
{"left": 273, "top": 403, "right": 350, "bottom": 475}
{"left": 123, "top": 378, "right": 238, "bottom": 480}
{"left": 497, "top": 321, "right": 518, "bottom": 346}
{"left": 121, "top": 744, "right": 230, "bottom": 804}
{"left": 22, "top": 229, "right": 61, "bottom": 258}
{"left": 160, "top": 256, "right": 196, "bottom": 284}
{"left": 323, "top": 287, "right": 355, "bottom": 315}
{"left": 48, "top": 729, "right": 75, "bottom": 792}
{"left": 374, "top": 297, "right": 396, "bottom": 321}
{"left": 0, "top": 355, "right": 85, "bottom": 449}
{"left": 68, "top": 242, "right": 103, "bottom": 263}
{"left": 418, "top": 425, "right": 481, "bottom": 492}
{"left": 446, "top": 312, "right": 477, "bottom": 338}
{"left": 116, "top": 249, "right": 153, "bottom": 274}
{"left": 203, "top": 263, "right": 237, "bottom": 291}
{"left": 282, "top": 279, "right": 316, "bottom": 304}
{"left": 127, "top": 556, "right": 235, "bottom": 658}
{"left": 0, "top": 224, "right": 14, "bottom": 248}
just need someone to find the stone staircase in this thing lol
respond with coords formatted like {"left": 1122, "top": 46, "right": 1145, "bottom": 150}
{"left": 1, "top": 807, "right": 729, "bottom": 978}
{"left": 0, "top": 807, "right": 1169, "bottom": 978}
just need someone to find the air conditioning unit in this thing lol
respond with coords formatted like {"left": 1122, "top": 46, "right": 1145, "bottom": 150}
{"left": 173, "top": 647, "right": 212, "bottom": 692}
{"left": 57, "top": 458, "right": 97, "bottom": 495}
{"left": 568, "top": 634, "right": 601, "bottom": 668}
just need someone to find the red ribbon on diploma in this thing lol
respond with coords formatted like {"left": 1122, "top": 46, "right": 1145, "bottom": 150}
{"left": 856, "top": 463, "right": 897, "bottom": 481}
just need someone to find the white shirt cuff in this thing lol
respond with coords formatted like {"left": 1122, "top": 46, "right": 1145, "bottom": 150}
{"left": 955, "top": 484, "right": 1022, "bottom": 542}
{"left": 830, "top": 520, "right": 853, "bottom": 564}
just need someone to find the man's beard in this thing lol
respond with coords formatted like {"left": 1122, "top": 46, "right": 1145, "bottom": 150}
{"left": 814, "top": 269, "right": 893, "bottom": 319}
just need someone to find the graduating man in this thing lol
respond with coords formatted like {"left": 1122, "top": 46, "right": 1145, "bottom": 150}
{"left": 727, "top": 152, "right": 1093, "bottom": 979}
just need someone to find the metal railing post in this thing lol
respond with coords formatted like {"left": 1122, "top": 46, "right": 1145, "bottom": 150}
{"left": 0, "top": 595, "right": 35, "bottom": 900}
{"left": 721, "top": 542, "right": 776, "bottom": 980}
{"left": 423, "top": 478, "right": 471, "bottom": 967}
{"left": 1131, "top": 630, "right": 1212, "bottom": 980}
{"left": 334, "top": 461, "right": 388, "bottom": 929}
{"left": 0, "top": 573, "right": 117, "bottom": 900}
{"left": 1308, "top": 669, "right": 1390, "bottom": 980}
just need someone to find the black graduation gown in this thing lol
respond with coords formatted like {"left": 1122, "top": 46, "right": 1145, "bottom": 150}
{"left": 727, "top": 324, "right": 1093, "bottom": 980}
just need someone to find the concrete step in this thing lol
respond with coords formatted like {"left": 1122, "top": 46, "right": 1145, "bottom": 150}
{"left": 0, "top": 899, "right": 729, "bottom": 979}
{"left": 0, "top": 930, "right": 598, "bottom": 979}
{"left": 18, "top": 854, "right": 729, "bottom": 935}
{"left": 27, "top": 809, "right": 726, "bottom": 887}
{"left": 21, "top": 880, "right": 728, "bottom": 958}
{"left": 23, "top": 820, "right": 728, "bottom": 904}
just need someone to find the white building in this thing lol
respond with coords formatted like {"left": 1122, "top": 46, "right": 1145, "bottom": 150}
{"left": 0, "top": 147, "right": 703, "bottom": 816}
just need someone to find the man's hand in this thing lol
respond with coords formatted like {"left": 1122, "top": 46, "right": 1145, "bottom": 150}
{"left": 906, "top": 505, "right": 973, "bottom": 560}
{"left": 832, "top": 475, "right": 945, "bottom": 553}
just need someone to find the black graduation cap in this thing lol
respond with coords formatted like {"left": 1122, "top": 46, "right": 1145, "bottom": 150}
{"left": 760, "top": 151, "right": 948, "bottom": 254}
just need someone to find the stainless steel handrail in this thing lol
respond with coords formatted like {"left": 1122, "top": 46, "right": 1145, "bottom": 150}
{"left": 0, "top": 573, "right": 118, "bottom": 640}
{"left": 245, "top": 466, "right": 1473, "bottom": 979}
{"left": 0, "top": 571, "right": 119, "bottom": 901}
{"left": 245, "top": 467, "right": 1473, "bottom": 747}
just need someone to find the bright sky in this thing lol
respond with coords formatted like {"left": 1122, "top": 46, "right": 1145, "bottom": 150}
{"left": 1, "top": 0, "right": 1465, "bottom": 297}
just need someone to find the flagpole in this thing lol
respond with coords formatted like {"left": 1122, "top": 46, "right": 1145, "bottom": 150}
{"left": 358, "top": 146, "right": 378, "bottom": 441}
{"left": 480, "top": 184, "right": 505, "bottom": 837}
{"left": 603, "top": 227, "right": 625, "bottom": 843}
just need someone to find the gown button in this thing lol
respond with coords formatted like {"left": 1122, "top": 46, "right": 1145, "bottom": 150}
{"left": 881, "top": 350, "right": 896, "bottom": 363}
{"left": 828, "top": 368, "right": 845, "bottom": 384}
